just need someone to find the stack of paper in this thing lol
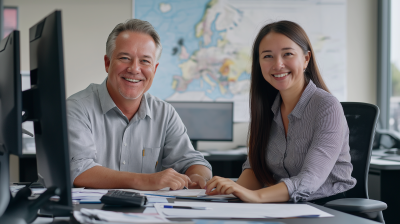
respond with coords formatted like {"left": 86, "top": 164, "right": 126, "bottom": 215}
{"left": 136, "top": 189, "right": 236, "bottom": 201}
{"left": 72, "top": 188, "right": 108, "bottom": 203}
{"left": 74, "top": 208, "right": 170, "bottom": 223}
{"left": 155, "top": 202, "right": 333, "bottom": 219}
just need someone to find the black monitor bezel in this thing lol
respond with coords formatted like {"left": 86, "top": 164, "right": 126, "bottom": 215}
{"left": 23, "top": 10, "right": 72, "bottom": 216}
{"left": 167, "top": 101, "right": 234, "bottom": 142}
{"left": 0, "top": 30, "right": 21, "bottom": 219}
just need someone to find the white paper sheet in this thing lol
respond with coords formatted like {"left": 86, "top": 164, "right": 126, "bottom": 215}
{"left": 141, "top": 189, "right": 207, "bottom": 197}
{"left": 74, "top": 208, "right": 170, "bottom": 223}
{"left": 155, "top": 202, "right": 333, "bottom": 219}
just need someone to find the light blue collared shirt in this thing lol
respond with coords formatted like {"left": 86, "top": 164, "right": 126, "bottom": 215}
{"left": 67, "top": 78, "right": 212, "bottom": 183}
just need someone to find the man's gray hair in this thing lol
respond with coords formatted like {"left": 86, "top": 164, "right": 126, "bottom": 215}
{"left": 106, "top": 19, "right": 162, "bottom": 61}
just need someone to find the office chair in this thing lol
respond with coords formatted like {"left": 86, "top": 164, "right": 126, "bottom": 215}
{"left": 324, "top": 102, "right": 387, "bottom": 223}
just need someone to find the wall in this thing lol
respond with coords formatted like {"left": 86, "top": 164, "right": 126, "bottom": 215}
{"left": 4, "top": 0, "right": 132, "bottom": 183}
{"left": 4, "top": 0, "right": 378, "bottom": 181}
{"left": 346, "top": 0, "right": 377, "bottom": 104}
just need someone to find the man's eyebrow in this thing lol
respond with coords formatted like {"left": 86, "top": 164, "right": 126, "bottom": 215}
{"left": 116, "top": 52, "right": 130, "bottom": 57}
{"left": 142, "top": 55, "right": 154, "bottom": 60}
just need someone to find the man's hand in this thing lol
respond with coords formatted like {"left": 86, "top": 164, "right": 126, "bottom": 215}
{"left": 184, "top": 164, "right": 212, "bottom": 189}
{"left": 188, "top": 174, "right": 207, "bottom": 189}
{"left": 146, "top": 168, "right": 192, "bottom": 190}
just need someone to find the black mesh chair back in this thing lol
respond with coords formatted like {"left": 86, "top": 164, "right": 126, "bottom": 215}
{"left": 341, "top": 102, "right": 379, "bottom": 199}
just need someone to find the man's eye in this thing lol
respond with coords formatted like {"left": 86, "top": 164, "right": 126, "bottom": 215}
{"left": 120, "top": 57, "right": 130, "bottom": 60}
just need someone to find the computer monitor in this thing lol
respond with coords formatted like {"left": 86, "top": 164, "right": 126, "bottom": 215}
{"left": 22, "top": 10, "right": 72, "bottom": 216}
{"left": 0, "top": 30, "right": 21, "bottom": 218}
{"left": 168, "top": 102, "right": 234, "bottom": 150}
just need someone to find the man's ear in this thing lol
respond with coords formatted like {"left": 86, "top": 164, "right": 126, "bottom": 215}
{"left": 154, "top": 62, "right": 159, "bottom": 75}
{"left": 104, "top": 55, "right": 110, "bottom": 73}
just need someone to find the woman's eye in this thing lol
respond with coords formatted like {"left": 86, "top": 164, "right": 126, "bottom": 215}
{"left": 263, "top": 55, "right": 272, "bottom": 59}
{"left": 284, "top": 52, "right": 293, "bottom": 56}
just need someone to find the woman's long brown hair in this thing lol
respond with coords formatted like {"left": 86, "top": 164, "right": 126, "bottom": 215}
{"left": 248, "top": 21, "right": 330, "bottom": 186}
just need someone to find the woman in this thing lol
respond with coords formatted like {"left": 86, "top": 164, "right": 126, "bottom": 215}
{"left": 205, "top": 21, "right": 356, "bottom": 204}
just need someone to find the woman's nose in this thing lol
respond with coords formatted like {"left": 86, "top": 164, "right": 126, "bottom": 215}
{"left": 273, "top": 58, "right": 284, "bottom": 70}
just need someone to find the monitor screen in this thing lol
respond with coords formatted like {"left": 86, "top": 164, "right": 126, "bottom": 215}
{"left": 0, "top": 30, "right": 20, "bottom": 218}
{"left": 23, "top": 10, "right": 72, "bottom": 216}
{"left": 168, "top": 102, "right": 233, "bottom": 141}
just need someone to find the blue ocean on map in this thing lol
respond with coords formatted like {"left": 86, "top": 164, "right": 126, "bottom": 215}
{"left": 136, "top": 0, "right": 235, "bottom": 100}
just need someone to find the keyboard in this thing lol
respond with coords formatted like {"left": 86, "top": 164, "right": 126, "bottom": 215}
{"left": 100, "top": 190, "right": 145, "bottom": 207}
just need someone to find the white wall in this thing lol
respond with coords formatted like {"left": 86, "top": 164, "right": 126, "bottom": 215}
{"left": 4, "top": 0, "right": 378, "bottom": 181}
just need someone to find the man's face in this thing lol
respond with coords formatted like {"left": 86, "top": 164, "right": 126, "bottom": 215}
{"left": 105, "top": 31, "right": 159, "bottom": 102}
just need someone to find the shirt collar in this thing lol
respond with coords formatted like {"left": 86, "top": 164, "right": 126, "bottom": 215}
{"left": 134, "top": 92, "right": 152, "bottom": 121}
{"left": 271, "top": 80, "right": 317, "bottom": 119}
{"left": 99, "top": 78, "right": 117, "bottom": 114}
{"left": 99, "top": 78, "right": 152, "bottom": 120}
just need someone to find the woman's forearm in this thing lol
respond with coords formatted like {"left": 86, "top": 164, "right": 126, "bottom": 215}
{"left": 254, "top": 182, "right": 290, "bottom": 203}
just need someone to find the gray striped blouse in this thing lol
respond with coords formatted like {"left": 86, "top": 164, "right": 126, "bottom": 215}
{"left": 243, "top": 80, "right": 356, "bottom": 202}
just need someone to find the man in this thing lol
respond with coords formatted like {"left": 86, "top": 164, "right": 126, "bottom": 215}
{"left": 67, "top": 19, "right": 212, "bottom": 190}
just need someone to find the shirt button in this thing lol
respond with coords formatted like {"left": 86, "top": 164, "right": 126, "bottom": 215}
{"left": 124, "top": 143, "right": 127, "bottom": 146}
{"left": 123, "top": 161, "right": 126, "bottom": 165}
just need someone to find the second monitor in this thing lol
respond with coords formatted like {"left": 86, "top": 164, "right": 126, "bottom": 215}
{"left": 168, "top": 102, "right": 233, "bottom": 150}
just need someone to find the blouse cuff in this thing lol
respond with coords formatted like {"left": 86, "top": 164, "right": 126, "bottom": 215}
{"left": 281, "top": 178, "right": 312, "bottom": 202}
{"left": 281, "top": 178, "right": 294, "bottom": 198}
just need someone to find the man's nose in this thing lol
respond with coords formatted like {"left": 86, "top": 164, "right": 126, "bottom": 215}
{"left": 127, "top": 60, "right": 140, "bottom": 73}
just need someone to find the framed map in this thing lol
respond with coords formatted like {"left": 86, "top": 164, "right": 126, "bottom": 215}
{"left": 134, "top": 0, "right": 347, "bottom": 122}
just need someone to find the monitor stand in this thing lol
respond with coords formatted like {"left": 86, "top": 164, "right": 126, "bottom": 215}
{"left": 191, "top": 140, "right": 198, "bottom": 150}
{"left": 0, "top": 151, "right": 64, "bottom": 223}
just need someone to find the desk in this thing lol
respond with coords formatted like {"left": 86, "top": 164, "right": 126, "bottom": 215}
{"left": 369, "top": 150, "right": 400, "bottom": 224}
{"left": 70, "top": 200, "right": 379, "bottom": 224}
{"left": 19, "top": 151, "right": 394, "bottom": 223}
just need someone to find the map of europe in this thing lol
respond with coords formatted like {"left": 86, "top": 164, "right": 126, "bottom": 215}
{"left": 135, "top": 0, "right": 346, "bottom": 122}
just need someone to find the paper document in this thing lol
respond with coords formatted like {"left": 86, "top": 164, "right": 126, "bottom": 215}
{"left": 141, "top": 189, "right": 208, "bottom": 197}
{"left": 155, "top": 202, "right": 333, "bottom": 219}
{"left": 74, "top": 208, "right": 170, "bottom": 223}
{"left": 193, "top": 220, "right": 284, "bottom": 224}
{"left": 71, "top": 188, "right": 109, "bottom": 203}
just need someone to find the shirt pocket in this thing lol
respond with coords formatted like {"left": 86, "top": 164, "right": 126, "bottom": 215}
{"left": 141, "top": 147, "right": 161, "bottom": 174}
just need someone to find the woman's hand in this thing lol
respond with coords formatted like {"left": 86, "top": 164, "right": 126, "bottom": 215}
{"left": 205, "top": 176, "right": 261, "bottom": 203}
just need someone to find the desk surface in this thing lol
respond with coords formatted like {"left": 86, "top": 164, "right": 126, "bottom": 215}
{"left": 370, "top": 149, "right": 400, "bottom": 170}
{"left": 72, "top": 200, "right": 379, "bottom": 224}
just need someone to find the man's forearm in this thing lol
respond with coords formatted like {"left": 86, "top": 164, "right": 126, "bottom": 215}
{"left": 185, "top": 164, "right": 212, "bottom": 181}
{"left": 73, "top": 166, "right": 147, "bottom": 189}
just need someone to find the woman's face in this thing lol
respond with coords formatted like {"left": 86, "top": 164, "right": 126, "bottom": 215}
{"left": 259, "top": 32, "right": 310, "bottom": 93}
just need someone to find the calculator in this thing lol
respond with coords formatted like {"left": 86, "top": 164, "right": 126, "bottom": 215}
{"left": 100, "top": 190, "right": 145, "bottom": 207}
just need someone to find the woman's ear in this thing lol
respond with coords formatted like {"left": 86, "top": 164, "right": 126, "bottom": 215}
{"left": 304, "top": 51, "right": 311, "bottom": 69}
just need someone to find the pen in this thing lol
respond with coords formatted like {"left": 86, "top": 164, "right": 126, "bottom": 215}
{"left": 144, "top": 193, "right": 176, "bottom": 198}
{"left": 163, "top": 205, "right": 212, "bottom": 210}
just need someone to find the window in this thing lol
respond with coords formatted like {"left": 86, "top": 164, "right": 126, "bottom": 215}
{"left": 389, "top": 0, "right": 400, "bottom": 131}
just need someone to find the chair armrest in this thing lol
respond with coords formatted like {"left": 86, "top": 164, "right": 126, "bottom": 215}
{"left": 324, "top": 198, "right": 387, "bottom": 213}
